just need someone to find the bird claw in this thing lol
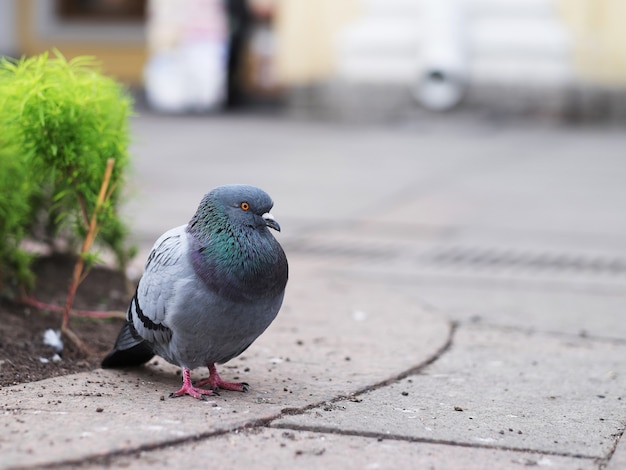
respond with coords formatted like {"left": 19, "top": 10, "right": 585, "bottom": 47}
{"left": 169, "top": 384, "right": 215, "bottom": 400}
{"left": 195, "top": 376, "right": 249, "bottom": 392}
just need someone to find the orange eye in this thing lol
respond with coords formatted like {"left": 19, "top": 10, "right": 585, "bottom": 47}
{"left": 240, "top": 202, "right": 250, "bottom": 211}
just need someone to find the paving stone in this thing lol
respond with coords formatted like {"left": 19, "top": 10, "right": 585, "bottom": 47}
{"left": 0, "top": 261, "right": 451, "bottom": 468}
{"left": 95, "top": 428, "right": 598, "bottom": 470}
{"left": 375, "top": 136, "right": 626, "bottom": 236}
{"left": 281, "top": 226, "right": 626, "bottom": 339}
{"left": 403, "top": 284, "right": 626, "bottom": 340}
{"left": 274, "top": 325, "right": 626, "bottom": 458}
{"left": 607, "top": 433, "right": 626, "bottom": 470}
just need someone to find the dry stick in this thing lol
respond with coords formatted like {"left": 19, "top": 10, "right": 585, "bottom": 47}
{"left": 61, "top": 158, "right": 116, "bottom": 350}
{"left": 18, "top": 296, "right": 125, "bottom": 319}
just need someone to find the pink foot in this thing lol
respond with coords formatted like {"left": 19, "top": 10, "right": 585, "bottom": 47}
{"left": 169, "top": 368, "right": 216, "bottom": 400}
{"left": 195, "top": 363, "right": 249, "bottom": 392}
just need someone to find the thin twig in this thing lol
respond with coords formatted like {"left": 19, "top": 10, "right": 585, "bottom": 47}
{"left": 62, "top": 158, "right": 116, "bottom": 340}
{"left": 17, "top": 295, "right": 126, "bottom": 319}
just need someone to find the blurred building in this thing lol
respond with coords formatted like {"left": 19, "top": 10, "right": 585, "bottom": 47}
{"left": 277, "top": 0, "right": 626, "bottom": 120}
{"left": 0, "top": 0, "right": 147, "bottom": 84}
{"left": 1, "top": 0, "right": 625, "bottom": 119}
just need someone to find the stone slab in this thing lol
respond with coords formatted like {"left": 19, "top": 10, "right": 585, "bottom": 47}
{"left": 280, "top": 225, "right": 626, "bottom": 340}
{"left": 274, "top": 324, "right": 626, "bottom": 458}
{"left": 375, "top": 133, "right": 626, "bottom": 237}
{"left": 0, "top": 261, "right": 451, "bottom": 468}
{"left": 92, "top": 428, "right": 598, "bottom": 470}
{"left": 402, "top": 284, "right": 626, "bottom": 340}
{"left": 607, "top": 432, "right": 626, "bottom": 470}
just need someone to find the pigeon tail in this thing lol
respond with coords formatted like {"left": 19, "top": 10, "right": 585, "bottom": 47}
{"left": 101, "top": 321, "right": 154, "bottom": 368}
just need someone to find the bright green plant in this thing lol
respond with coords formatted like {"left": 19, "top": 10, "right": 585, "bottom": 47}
{"left": 0, "top": 143, "right": 38, "bottom": 292}
{"left": 0, "top": 50, "right": 135, "bottom": 342}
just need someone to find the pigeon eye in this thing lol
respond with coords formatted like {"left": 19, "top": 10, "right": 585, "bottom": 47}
{"left": 240, "top": 202, "right": 250, "bottom": 211}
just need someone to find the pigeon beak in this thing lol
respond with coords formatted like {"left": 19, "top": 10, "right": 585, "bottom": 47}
{"left": 262, "top": 212, "right": 281, "bottom": 232}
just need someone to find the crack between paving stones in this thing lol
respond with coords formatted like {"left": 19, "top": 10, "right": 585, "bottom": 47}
{"left": 267, "top": 423, "right": 602, "bottom": 462}
{"left": 603, "top": 422, "right": 626, "bottom": 468}
{"left": 270, "top": 320, "right": 626, "bottom": 465}
{"left": 15, "top": 320, "right": 457, "bottom": 469}
{"left": 12, "top": 418, "right": 276, "bottom": 470}
{"left": 14, "top": 318, "right": 621, "bottom": 468}
{"left": 454, "top": 321, "right": 626, "bottom": 347}
{"left": 335, "top": 268, "right": 626, "bottom": 297}
{"left": 278, "top": 320, "right": 457, "bottom": 416}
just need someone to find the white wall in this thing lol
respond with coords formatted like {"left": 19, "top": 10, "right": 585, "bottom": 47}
{"left": 335, "top": 0, "right": 574, "bottom": 110}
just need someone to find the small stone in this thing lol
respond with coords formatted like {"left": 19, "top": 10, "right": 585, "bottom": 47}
{"left": 96, "top": 407, "right": 104, "bottom": 413}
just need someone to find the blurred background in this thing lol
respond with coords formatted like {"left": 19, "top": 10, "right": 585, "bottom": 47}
{"left": 2, "top": 0, "right": 625, "bottom": 350}
{"left": 2, "top": 0, "right": 626, "bottom": 121}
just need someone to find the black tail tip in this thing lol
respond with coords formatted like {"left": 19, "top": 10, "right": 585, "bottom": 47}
{"left": 101, "top": 344, "right": 155, "bottom": 369}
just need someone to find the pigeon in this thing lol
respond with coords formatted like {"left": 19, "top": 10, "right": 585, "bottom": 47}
{"left": 102, "top": 184, "right": 288, "bottom": 399}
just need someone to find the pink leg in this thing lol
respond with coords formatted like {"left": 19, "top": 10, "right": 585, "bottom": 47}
{"left": 169, "top": 368, "right": 216, "bottom": 400}
{"left": 195, "top": 363, "right": 249, "bottom": 392}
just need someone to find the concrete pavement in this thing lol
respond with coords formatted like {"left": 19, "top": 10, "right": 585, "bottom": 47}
{"left": 2, "top": 113, "right": 626, "bottom": 469}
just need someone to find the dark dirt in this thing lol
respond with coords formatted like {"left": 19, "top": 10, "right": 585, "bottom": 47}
{"left": 0, "top": 254, "right": 129, "bottom": 387}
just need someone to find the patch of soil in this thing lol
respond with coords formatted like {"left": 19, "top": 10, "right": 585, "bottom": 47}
{"left": 0, "top": 254, "right": 129, "bottom": 387}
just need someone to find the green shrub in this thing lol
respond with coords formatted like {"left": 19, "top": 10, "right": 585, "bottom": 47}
{"left": 0, "top": 50, "right": 134, "bottom": 295}
{"left": 0, "top": 144, "right": 37, "bottom": 291}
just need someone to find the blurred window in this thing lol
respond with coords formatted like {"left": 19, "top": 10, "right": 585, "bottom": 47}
{"left": 56, "top": 0, "right": 146, "bottom": 22}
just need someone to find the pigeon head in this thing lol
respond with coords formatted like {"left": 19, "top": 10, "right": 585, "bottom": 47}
{"left": 188, "top": 184, "right": 281, "bottom": 237}
{"left": 212, "top": 184, "right": 280, "bottom": 232}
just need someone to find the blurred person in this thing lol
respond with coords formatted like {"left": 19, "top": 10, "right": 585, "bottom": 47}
{"left": 224, "top": 0, "right": 253, "bottom": 108}
{"left": 224, "top": 0, "right": 277, "bottom": 108}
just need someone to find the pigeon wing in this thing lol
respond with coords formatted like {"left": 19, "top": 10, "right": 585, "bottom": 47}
{"left": 128, "top": 225, "right": 189, "bottom": 346}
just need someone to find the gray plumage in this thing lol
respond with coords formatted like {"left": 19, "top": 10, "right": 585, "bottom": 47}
{"left": 102, "top": 184, "right": 288, "bottom": 399}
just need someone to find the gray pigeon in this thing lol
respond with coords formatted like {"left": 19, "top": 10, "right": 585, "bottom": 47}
{"left": 102, "top": 184, "right": 288, "bottom": 399}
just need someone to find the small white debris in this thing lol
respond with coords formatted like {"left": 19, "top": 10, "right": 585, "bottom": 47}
{"left": 269, "top": 357, "right": 284, "bottom": 364}
{"left": 39, "top": 353, "right": 62, "bottom": 364}
{"left": 43, "top": 329, "right": 63, "bottom": 352}
{"left": 352, "top": 310, "right": 368, "bottom": 321}
{"left": 537, "top": 457, "right": 555, "bottom": 467}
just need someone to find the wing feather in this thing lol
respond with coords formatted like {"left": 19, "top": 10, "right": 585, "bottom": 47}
{"left": 128, "top": 225, "right": 189, "bottom": 345}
